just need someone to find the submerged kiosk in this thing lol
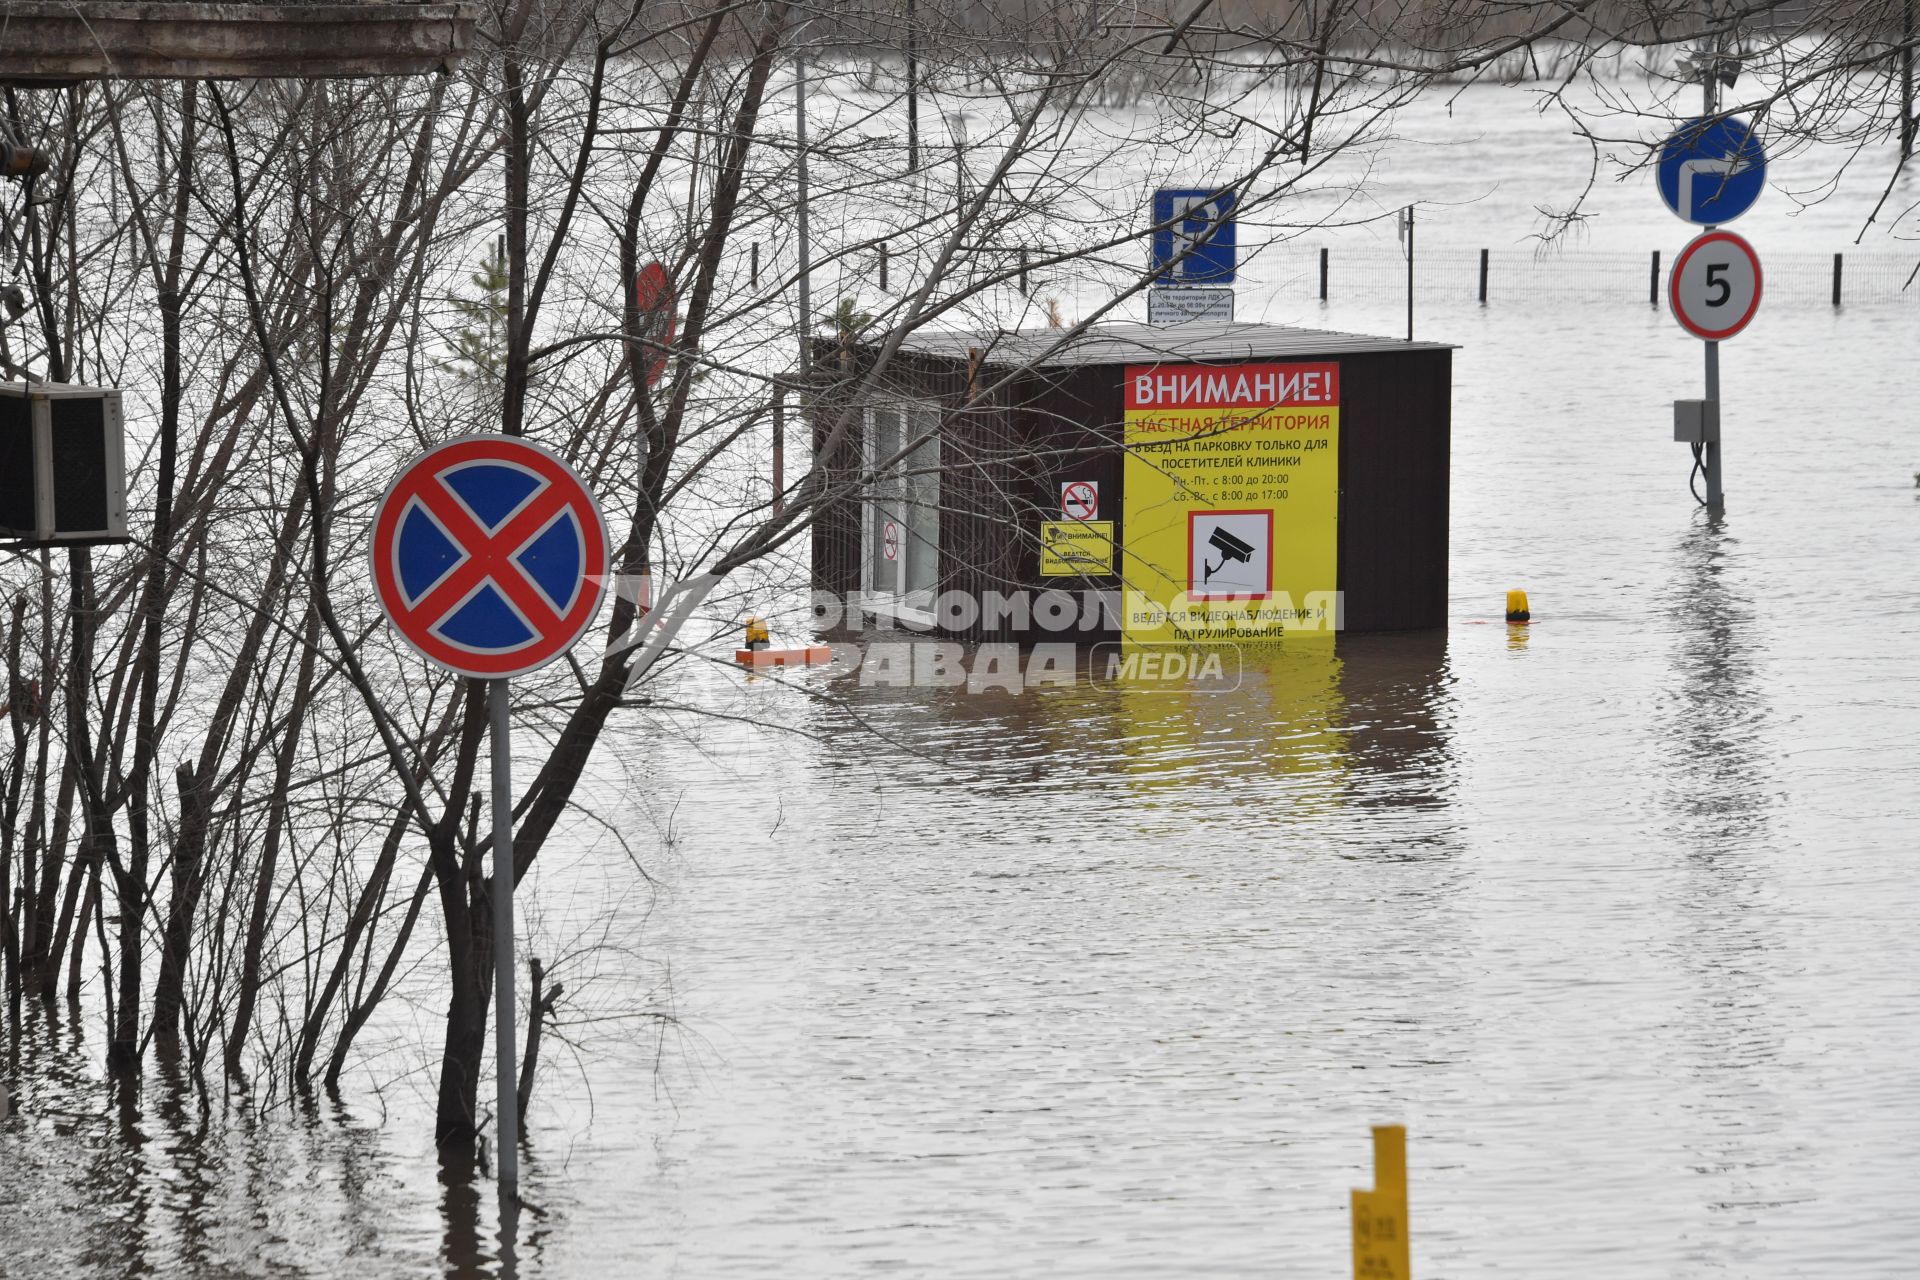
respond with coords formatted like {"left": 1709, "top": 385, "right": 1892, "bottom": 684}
{"left": 812, "top": 320, "right": 1454, "bottom": 644}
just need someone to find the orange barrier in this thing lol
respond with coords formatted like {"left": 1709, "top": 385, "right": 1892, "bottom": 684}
{"left": 735, "top": 645, "right": 833, "bottom": 667}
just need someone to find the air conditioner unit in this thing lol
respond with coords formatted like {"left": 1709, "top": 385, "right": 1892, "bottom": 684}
{"left": 0, "top": 382, "right": 128, "bottom": 545}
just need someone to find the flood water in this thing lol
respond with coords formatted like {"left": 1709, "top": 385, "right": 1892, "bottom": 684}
{"left": 5, "top": 83, "right": 1920, "bottom": 1278}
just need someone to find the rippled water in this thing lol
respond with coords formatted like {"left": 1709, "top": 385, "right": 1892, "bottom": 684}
{"left": 5, "top": 84, "right": 1920, "bottom": 1278}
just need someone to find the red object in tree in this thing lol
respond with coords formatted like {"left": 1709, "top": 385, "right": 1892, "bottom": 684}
{"left": 634, "top": 262, "right": 677, "bottom": 387}
{"left": 2, "top": 678, "right": 42, "bottom": 721}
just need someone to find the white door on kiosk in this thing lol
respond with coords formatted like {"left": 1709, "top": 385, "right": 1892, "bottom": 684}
{"left": 864, "top": 402, "right": 940, "bottom": 609}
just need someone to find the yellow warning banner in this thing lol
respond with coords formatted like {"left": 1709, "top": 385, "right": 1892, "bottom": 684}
{"left": 1039, "top": 520, "right": 1115, "bottom": 576}
{"left": 1121, "top": 362, "right": 1340, "bottom": 641}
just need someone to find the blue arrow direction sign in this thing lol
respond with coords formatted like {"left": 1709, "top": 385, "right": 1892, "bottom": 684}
{"left": 1151, "top": 188, "right": 1237, "bottom": 284}
{"left": 1657, "top": 116, "right": 1767, "bottom": 225}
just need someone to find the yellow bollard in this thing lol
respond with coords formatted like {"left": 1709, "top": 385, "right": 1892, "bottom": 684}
{"left": 1504, "top": 589, "right": 1530, "bottom": 623}
{"left": 743, "top": 615, "right": 770, "bottom": 651}
{"left": 1352, "top": 1124, "right": 1410, "bottom": 1280}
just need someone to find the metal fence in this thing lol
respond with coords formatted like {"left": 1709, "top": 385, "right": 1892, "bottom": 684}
{"left": 1256, "top": 246, "right": 1920, "bottom": 307}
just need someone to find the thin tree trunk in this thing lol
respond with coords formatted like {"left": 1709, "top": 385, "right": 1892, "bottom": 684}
{"left": 293, "top": 810, "right": 408, "bottom": 1085}
{"left": 226, "top": 605, "right": 320, "bottom": 1079}
{"left": 433, "top": 848, "right": 493, "bottom": 1146}
{"left": 323, "top": 862, "right": 435, "bottom": 1090}
{"left": 515, "top": 956, "right": 560, "bottom": 1121}
{"left": 118, "top": 85, "right": 198, "bottom": 1066}
{"left": 66, "top": 846, "right": 98, "bottom": 1006}
{"left": 2, "top": 599, "right": 26, "bottom": 1013}
{"left": 517, "top": 1, "right": 791, "bottom": 862}
{"left": 36, "top": 758, "right": 80, "bottom": 1002}
{"left": 148, "top": 761, "right": 209, "bottom": 1048}
{"left": 57, "top": 544, "right": 137, "bottom": 1069}
{"left": 152, "top": 478, "right": 308, "bottom": 1051}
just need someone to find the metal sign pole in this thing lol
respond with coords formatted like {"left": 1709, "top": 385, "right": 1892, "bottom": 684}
{"left": 1701, "top": 55, "right": 1725, "bottom": 514}
{"left": 1404, "top": 206, "right": 1415, "bottom": 342}
{"left": 490, "top": 676, "right": 519, "bottom": 1189}
{"left": 795, "top": 44, "right": 811, "bottom": 384}
{"left": 1703, "top": 337, "right": 1722, "bottom": 512}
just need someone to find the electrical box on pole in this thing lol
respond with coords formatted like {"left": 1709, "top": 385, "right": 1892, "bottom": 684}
{"left": 1672, "top": 399, "right": 1720, "bottom": 443}
{"left": 0, "top": 382, "right": 128, "bottom": 546}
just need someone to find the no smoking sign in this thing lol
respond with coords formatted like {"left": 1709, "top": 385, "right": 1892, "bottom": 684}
{"left": 1060, "top": 480, "right": 1099, "bottom": 522}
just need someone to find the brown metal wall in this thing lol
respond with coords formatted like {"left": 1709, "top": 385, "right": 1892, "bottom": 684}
{"left": 807, "top": 371, "right": 865, "bottom": 607}
{"left": 1334, "top": 348, "right": 1453, "bottom": 632}
{"left": 996, "top": 365, "right": 1124, "bottom": 643}
{"left": 939, "top": 383, "right": 1027, "bottom": 641}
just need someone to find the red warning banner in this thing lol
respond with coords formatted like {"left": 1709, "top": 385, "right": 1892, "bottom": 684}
{"left": 1124, "top": 362, "right": 1339, "bottom": 410}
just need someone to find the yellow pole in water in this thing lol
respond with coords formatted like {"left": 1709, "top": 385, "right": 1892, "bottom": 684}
{"left": 1504, "top": 589, "right": 1530, "bottom": 623}
{"left": 1352, "top": 1124, "right": 1411, "bottom": 1279}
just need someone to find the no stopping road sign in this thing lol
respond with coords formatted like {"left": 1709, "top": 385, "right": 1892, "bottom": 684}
{"left": 371, "top": 435, "right": 610, "bottom": 678}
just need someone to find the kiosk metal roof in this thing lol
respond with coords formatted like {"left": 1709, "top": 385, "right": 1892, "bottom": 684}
{"left": 894, "top": 321, "right": 1454, "bottom": 368}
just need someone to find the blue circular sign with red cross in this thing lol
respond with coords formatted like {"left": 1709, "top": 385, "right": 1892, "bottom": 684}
{"left": 370, "top": 435, "right": 610, "bottom": 678}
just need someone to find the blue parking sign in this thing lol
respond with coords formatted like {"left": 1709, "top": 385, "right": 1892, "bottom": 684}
{"left": 1656, "top": 116, "right": 1767, "bottom": 225}
{"left": 1152, "top": 188, "right": 1237, "bottom": 284}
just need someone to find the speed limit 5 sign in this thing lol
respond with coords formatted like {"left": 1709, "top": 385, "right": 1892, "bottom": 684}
{"left": 1669, "top": 230, "right": 1762, "bottom": 341}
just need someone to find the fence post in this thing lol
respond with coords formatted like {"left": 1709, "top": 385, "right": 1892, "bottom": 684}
{"left": 1832, "top": 253, "right": 1843, "bottom": 307}
{"left": 751, "top": 242, "right": 760, "bottom": 289}
{"left": 1650, "top": 250, "right": 1660, "bottom": 308}
{"left": 1478, "top": 248, "right": 1489, "bottom": 304}
{"left": 879, "top": 242, "right": 889, "bottom": 292}
{"left": 772, "top": 393, "right": 785, "bottom": 516}
{"left": 1319, "top": 247, "right": 1329, "bottom": 301}
{"left": 1903, "top": 0, "right": 1915, "bottom": 160}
